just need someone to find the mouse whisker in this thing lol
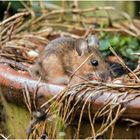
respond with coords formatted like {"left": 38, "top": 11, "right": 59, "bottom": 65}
{"left": 66, "top": 70, "right": 89, "bottom": 82}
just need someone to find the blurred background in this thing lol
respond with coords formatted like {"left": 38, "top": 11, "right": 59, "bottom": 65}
{"left": 0, "top": 1, "right": 140, "bottom": 20}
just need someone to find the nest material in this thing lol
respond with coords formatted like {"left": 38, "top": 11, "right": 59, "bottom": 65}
{"left": 37, "top": 80, "right": 140, "bottom": 139}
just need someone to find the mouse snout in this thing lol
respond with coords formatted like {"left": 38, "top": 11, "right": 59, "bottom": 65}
{"left": 85, "top": 71, "right": 111, "bottom": 82}
{"left": 86, "top": 73, "right": 97, "bottom": 81}
{"left": 98, "top": 71, "right": 112, "bottom": 82}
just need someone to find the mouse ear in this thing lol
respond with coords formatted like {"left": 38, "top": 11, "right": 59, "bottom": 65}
{"left": 87, "top": 35, "right": 99, "bottom": 51}
{"left": 75, "top": 38, "right": 88, "bottom": 56}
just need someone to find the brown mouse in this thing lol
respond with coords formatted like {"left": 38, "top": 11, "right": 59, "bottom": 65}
{"left": 29, "top": 35, "right": 112, "bottom": 85}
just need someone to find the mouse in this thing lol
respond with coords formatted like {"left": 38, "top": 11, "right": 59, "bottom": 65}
{"left": 29, "top": 35, "right": 112, "bottom": 85}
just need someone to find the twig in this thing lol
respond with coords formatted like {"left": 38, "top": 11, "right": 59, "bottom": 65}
{"left": 0, "top": 12, "right": 29, "bottom": 26}
{"left": 109, "top": 46, "right": 140, "bottom": 81}
{"left": 76, "top": 88, "right": 95, "bottom": 138}
{"left": 33, "top": 6, "right": 115, "bottom": 24}
{"left": 3, "top": 2, "right": 11, "bottom": 20}
{"left": 23, "top": 84, "right": 32, "bottom": 116}
{"left": 20, "top": 1, "right": 35, "bottom": 18}
{"left": 69, "top": 53, "right": 95, "bottom": 83}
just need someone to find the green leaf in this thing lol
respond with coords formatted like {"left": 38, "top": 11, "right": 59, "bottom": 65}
{"left": 128, "top": 38, "right": 139, "bottom": 50}
{"left": 99, "top": 39, "right": 110, "bottom": 51}
{"left": 119, "top": 47, "right": 127, "bottom": 57}
{"left": 110, "top": 35, "right": 120, "bottom": 46}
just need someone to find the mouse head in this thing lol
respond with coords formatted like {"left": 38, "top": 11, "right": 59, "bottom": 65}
{"left": 74, "top": 35, "right": 111, "bottom": 82}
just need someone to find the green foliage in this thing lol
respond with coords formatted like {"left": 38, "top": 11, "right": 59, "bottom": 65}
{"left": 0, "top": 93, "right": 30, "bottom": 139}
{"left": 10, "top": 2, "right": 23, "bottom": 11}
{"left": 99, "top": 32, "right": 140, "bottom": 60}
{"left": 5, "top": 103, "right": 30, "bottom": 138}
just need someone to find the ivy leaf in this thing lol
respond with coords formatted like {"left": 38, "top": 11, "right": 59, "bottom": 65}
{"left": 99, "top": 39, "right": 110, "bottom": 51}
{"left": 128, "top": 38, "right": 139, "bottom": 50}
{"left": 110, "top": 35, "right": 120, "bottom": 46}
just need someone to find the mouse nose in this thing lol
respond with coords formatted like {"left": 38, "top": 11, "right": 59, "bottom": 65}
{"left": 86, "top": 73, "right": 98, "bottom": 81}
{"left": 99, "top": 71, "right": 111, "bottom": 82}
{"left": 86, "top": 71, "right": 111, "bottom": 82}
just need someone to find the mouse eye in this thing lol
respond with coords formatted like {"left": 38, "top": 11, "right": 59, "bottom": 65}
{"left": 38, "top": 61, "right": 42, "bottom": 66}
{"left": 35, "top": 70, "right": 40, "bottom": 76}
{"left": 90, "top": 59, "right": 99, "bottom": 66}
